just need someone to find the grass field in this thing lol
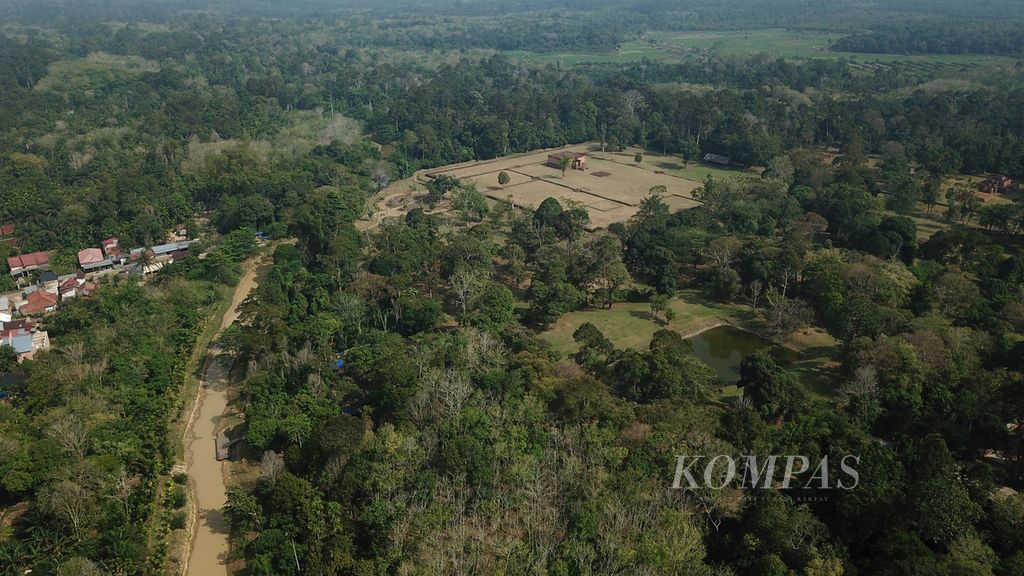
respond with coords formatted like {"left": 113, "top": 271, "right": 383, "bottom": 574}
{"left": 425, "top": 144, "right": 757, "bottom": 228}
{"left": 540, "top": 288, "right": 842, "bottom": 397}
{"left": 541, "top": 290, "right": 738, "bottom": 356}
{"left": 505, "top": 43, "right": 669, "bottom": 65}
{"left": 655, "top": 29, "right": 838, "bottom": 59}
{"left": 909, "top": 214, "right": 948, "bottom": 241}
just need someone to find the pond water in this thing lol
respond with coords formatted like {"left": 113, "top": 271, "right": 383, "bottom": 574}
{"left": 687, "top": 325, "right": 799, "bottom": 384}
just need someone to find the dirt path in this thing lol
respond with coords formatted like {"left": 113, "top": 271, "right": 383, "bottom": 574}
{"left": 182, "top": 255, "right": 267, "bottom": 576}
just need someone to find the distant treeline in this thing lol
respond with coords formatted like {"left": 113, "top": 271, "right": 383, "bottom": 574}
{"left": 833, "top": 21, "right": 1024, "bottom": 57}
{"left": 4, "top": 0, "right": 1024, "bottom": 54}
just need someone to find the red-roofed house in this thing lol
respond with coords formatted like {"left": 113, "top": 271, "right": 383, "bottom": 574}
{"left": 101, "top": 237, "right": 124, "bottom": 260}
{"left": 19, "top": 291, "right": 58, "bottom": 316}
{"left": 60, "top": 277, "right": 83, "bottom": 300}
{"left": 7, "top": 251, "right": 52, "bottom": 276}
{"left": 2, "top": 319, "right": 37, "bottom": 333}
{"left": 0, "top": 224, "right": 14, "bottom": 237}
{"left": 78, "top": 248, "right": 104, "bottom": 266}
{"left": 58, "top": 275, "right": 98, "bottom": 300}
{"left": 78, "top": 247, "right": 113, "bottom": 272}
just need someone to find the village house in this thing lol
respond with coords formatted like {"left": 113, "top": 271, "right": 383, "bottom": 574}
{"left": 152, "top": 240, "right": 195, "bottom": 260}
{"left": 39, "top": 270, "right": 59, "bottom": 294}
{"left": 60, "top": 277, "right": 83, "bottom": 300}
{"left": 0, "top": 318, "right": 50, "bottom": 362}
{"left": 1, "top": 330, "right": 50, "bottom": 362}
{"left": 18, "top": 290, "right": 58, "bottom": 317}
{"left": 0, "top": 223, "right": 15, "bottom": 243}
{"left": 102, "top": 237, "right": 126, "bottom": 263}
{"left": 6, "top": 251, "right": 52, "bottom": 277}
{"left": 2, "top": 332, "right": 33, "bottom": 360}
{"left": 0, "top": 296, "right": 10, "bottom": 323}
{"left": 547, "top": 151, "right": 588, "bottom": 171}
{"left": 2, "top": 319, "right": 37, "bottom": 335}
{"left": 127, "top": 240, "right": 196, "bottom": 274}
{"left": 58, "top": 273, "right": 96, "bottom": 300}
{"left": 78, "top": 247, "right": 114, "bottom": 272}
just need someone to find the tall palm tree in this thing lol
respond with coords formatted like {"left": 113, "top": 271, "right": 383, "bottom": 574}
{"left": 559, "top": 156, "right": 572, "bottom": 178}
{"left": 135, "top": 248, "right": 154, "bottom": 275}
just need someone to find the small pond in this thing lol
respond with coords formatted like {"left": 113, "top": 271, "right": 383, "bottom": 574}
{"left": 686, "top": 325, "right": 799, "bottom": 384}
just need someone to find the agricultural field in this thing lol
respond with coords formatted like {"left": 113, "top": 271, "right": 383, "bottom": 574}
{"left": 425, "top": 144, "right": 757, "bottom": 228}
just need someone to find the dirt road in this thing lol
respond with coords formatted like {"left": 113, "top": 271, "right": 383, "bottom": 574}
{"left": 182, "top": 255, "right": 266, "bottom": 576}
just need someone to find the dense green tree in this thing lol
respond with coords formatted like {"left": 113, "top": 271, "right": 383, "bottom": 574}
{"left": 738, "top": 351, "right": 806, "bottom": 420}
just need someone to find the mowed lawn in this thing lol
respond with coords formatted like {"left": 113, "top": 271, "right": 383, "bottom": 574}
{"left": 539, "top": 289, "right": 843, "bottom": 398}
{"left": 541, "top": 290, "right": 738, "bottom": 356}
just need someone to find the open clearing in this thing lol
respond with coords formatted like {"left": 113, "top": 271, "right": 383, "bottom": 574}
{"left": 34, "top": 52, "right": 160, "bottom": 93}
{"left": 541, "top": 290, "right": 736, "bottom": 356}
{"left": 540, "top": 289, "right": 841, "bottom": 397}
{"left": 426, "top": 144, "right": 755, "bottom": 228}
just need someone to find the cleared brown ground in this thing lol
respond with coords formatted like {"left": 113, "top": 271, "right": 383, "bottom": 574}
{"left": 426, "top": 144, "right": 709, "bottom": 228}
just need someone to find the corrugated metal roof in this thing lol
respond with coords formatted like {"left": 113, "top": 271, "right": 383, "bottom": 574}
{"left": 152, "top": 241, "right": 194, "bottom": 255}
{"left": 702, "top": 153, "right": 731, "bottom": 165}
{"left": 2, "top": 333, "right": 33, "bottom": 354}
{"left": 81, "top": 259, "right": 114, "bottom": 271}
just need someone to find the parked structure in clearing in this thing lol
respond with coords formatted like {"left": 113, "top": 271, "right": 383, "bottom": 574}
{"left": 547, "top": 151, "right": 588, "bottom": 171}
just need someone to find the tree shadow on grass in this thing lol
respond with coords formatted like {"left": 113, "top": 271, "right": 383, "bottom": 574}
{"left": 628, "top": 310, "right": 656, "bottom": 322}
{"left": 789, "top": 356, "right": 841, "bottom": 398}
{"left": 655, "top": 161, "right": 684, "bottom": 171}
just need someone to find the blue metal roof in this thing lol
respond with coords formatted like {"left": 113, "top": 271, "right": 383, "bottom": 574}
{"left": 3, "top": 333, "right": 33, "bottom": 354}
